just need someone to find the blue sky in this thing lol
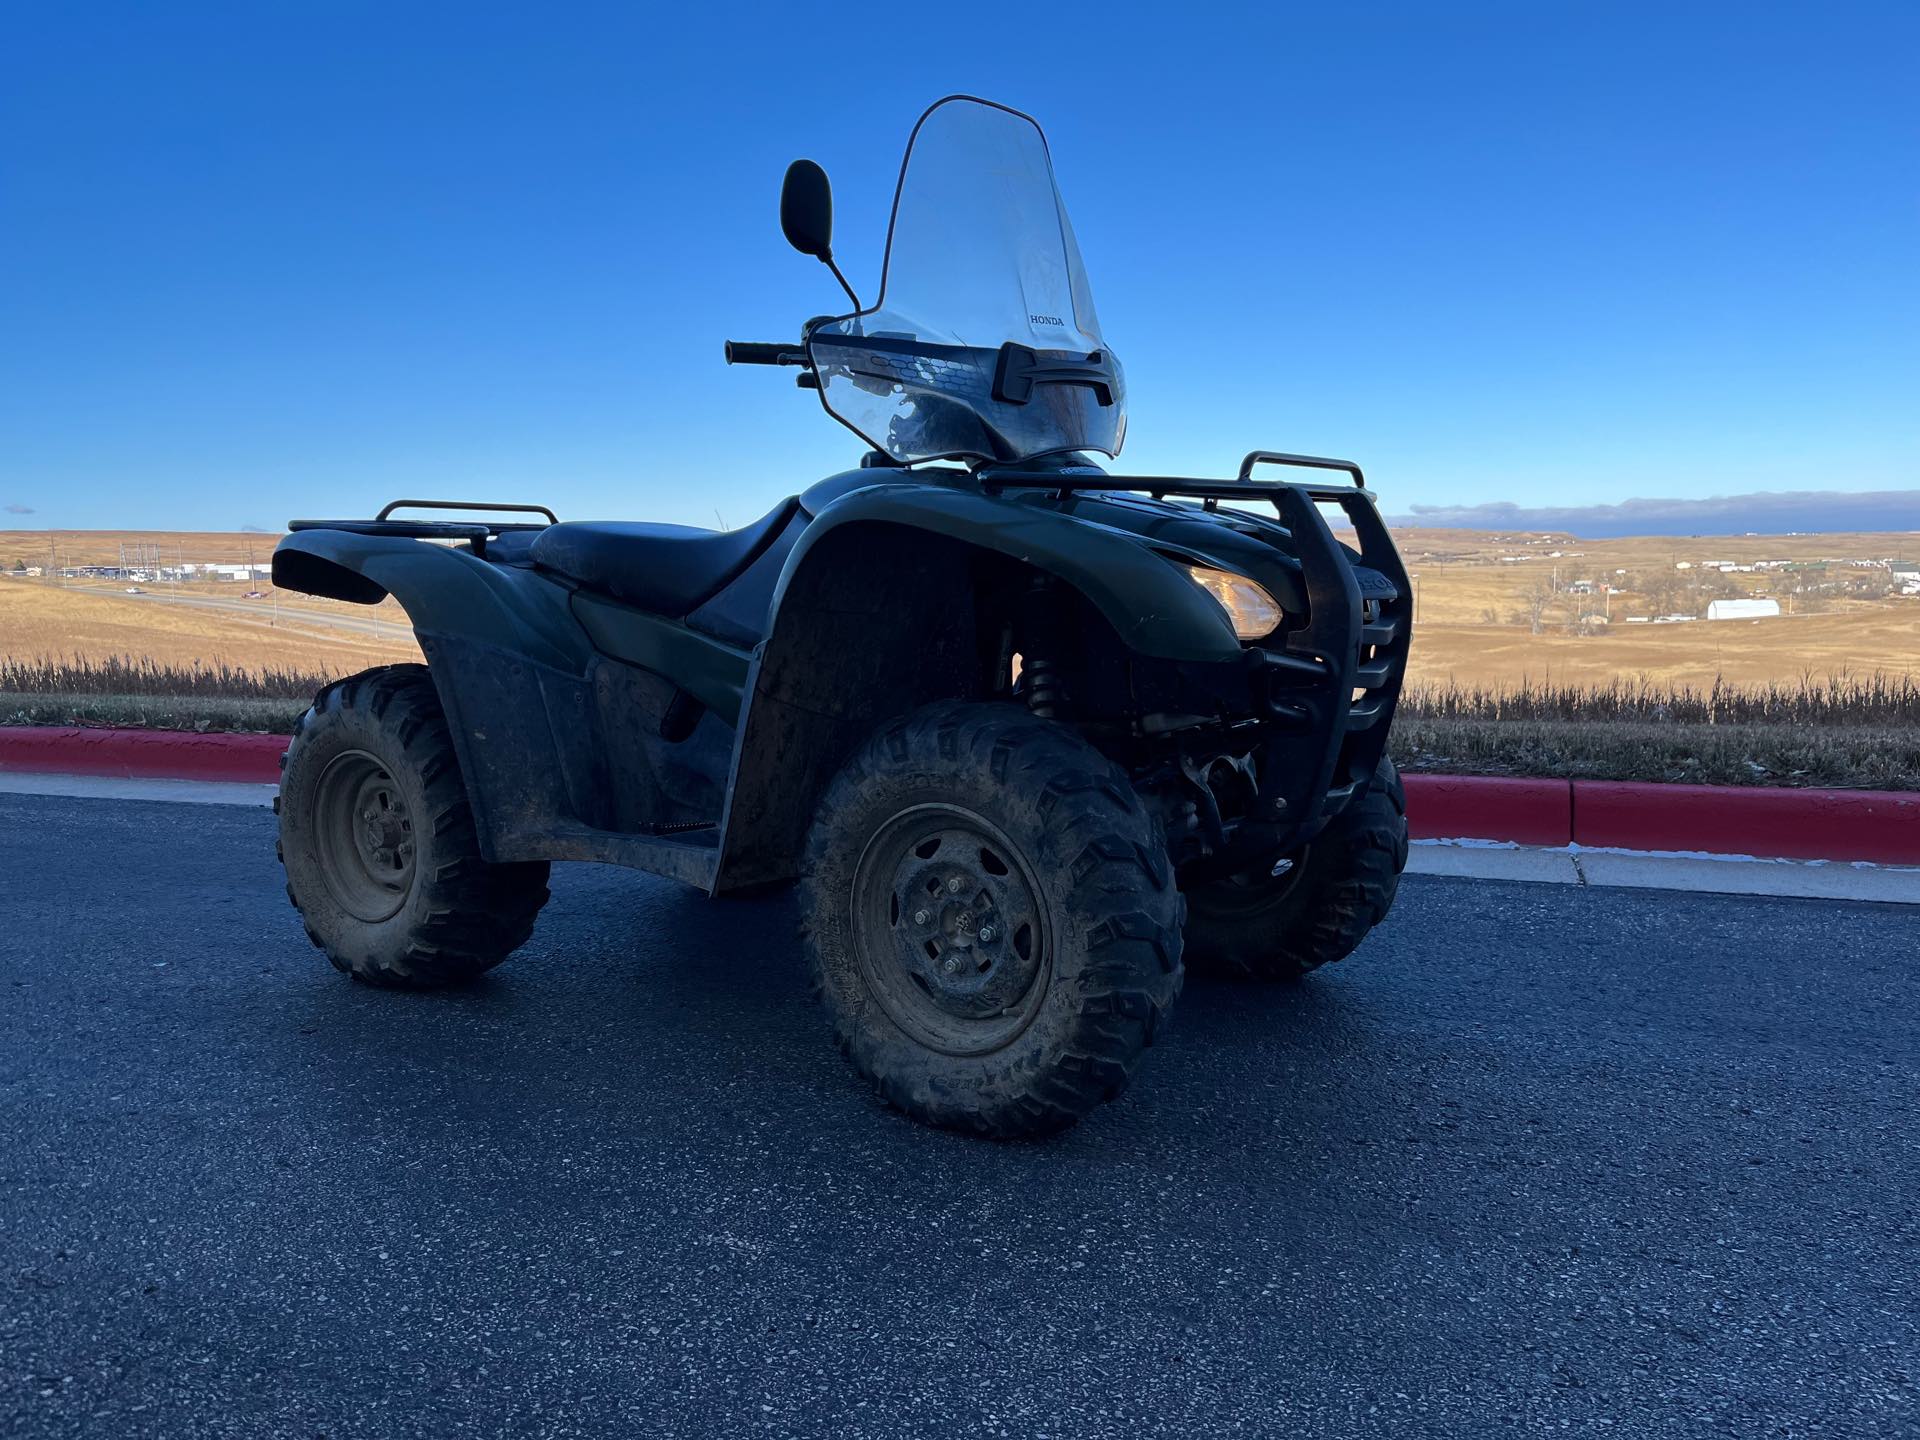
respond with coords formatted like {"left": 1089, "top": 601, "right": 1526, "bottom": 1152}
{"left": 2, "top": 2, "right": 1915, "bottom": 533}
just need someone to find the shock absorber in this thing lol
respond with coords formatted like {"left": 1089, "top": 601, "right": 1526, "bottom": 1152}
{"left": 1016, "top": 575, "right": 1069, "bottom": 719}
{"left": 1023, "top": 656, "right": 1065, "bottom": 718}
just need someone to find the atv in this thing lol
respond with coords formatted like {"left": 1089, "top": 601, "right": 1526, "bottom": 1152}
{"left": 272, "top": 96, "right": 1412, "bottom": 1138}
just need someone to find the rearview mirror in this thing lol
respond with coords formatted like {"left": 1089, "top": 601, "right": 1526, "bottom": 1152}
{"left": 781, "top": 159, "right": 834, "bottom": 260}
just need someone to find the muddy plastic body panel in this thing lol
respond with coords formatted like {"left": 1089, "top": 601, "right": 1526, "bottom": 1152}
{"left": 275, "top": 462, "right": 1409, "bottom": 894}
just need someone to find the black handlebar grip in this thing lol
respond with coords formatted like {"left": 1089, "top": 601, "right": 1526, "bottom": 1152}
{"left": 724, "top": 341, "right": 794, "bottom": 366}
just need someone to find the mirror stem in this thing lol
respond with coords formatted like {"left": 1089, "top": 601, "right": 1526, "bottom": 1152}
{"left": 822, "top": 253, "right": 862, "bottom": 314}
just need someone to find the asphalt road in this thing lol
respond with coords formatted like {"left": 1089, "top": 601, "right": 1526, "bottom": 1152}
{"left": 2, "top": 793, "right": 1914, "bottom": 1439}
{"left": 62, "top": 582, "right": 416, "bottom": 644}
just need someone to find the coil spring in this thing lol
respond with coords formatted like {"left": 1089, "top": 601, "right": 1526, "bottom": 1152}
{"left": 1023, "top": 657, "right": 1064, "bottom": 719}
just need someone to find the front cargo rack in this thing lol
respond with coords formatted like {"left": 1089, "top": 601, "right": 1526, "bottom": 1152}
{"left": 975, "top": 450, "right": 1384, "bottom": 561}
{"left": 978, "top": 449, "right": 1364, "bottom": 504}
{"left": 981, "top": 449, "right": 1410, "bottom": 834}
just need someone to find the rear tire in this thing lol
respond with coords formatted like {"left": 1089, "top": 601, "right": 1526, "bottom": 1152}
{"left": 1182, "top": 757, "right": 1407, "bottom": 982}
{"left": 799, "top": 701, "right": 1183, "bottom": 1138}
{"left": 277, "top": 664, "right": 550, "bottom": 988}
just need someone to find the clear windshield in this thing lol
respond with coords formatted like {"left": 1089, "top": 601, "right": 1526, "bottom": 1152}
{"left": 809, "top": 97, "right": 1126, "bottom": 466}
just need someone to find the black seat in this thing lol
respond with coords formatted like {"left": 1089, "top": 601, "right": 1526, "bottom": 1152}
{"left": 529, "top": 500, "right": 797, "bottom": 615}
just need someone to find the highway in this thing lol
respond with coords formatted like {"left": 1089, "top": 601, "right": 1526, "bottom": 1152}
{"left": 1, "top": 791, "right": 1913, "bottom": 1438}
{"left": 60, "top": 581, "right": 416, "bottom": 645}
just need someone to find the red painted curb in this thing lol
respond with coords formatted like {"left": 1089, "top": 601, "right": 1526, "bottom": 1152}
{"left": 1404, "top": 770, "right": 1919, "bottom": 865}
{"left": 0, "top": 726, "right": 285, "bottom": 784}
{"left": 1573, "top": 780, "right": 1920, "bottom": 866}
{"left": 1404, "top": 774, "right": 1572, "bottom": 847}
{"left": 3, "top": 727, "right": 1915, "bottom": 865}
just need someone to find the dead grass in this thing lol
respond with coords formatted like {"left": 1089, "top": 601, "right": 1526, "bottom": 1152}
{"left": 0, "top": 573, "right": 417, "bottom": 675}
{"left": 0, "top": 693, "right": 304, "bottom": 733}
{"left": 1390, "top": 717, "right": 1918, "bottom": 791}
{"left": 5, "top": 658, "right": 1913, "bottom": 790}
{"left": 1400, "top": 672, "right": 1920, "bottom": 727}
{"left": 1388, "top": 673, "right": 1920, "bottom": 789}
{"left": 1394, "top": 525, "right": 1920, "bottom": 689}
{"left": 1, "top": 655, "right": 336, "bottom": 700}
{"left": 0, "top": 657, "right": 326, "bottom": 732}
{"left": 4, "top": 527, "right": 1915, "bottom": 789}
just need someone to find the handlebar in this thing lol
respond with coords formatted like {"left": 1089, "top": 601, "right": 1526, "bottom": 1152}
{"left": 724, "top": 340, "right": 809, "bottom": 367}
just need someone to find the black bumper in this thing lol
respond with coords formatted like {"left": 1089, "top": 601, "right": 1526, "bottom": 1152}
{"left": 1247, "top": 482, "right": 1411, "bottom": 839}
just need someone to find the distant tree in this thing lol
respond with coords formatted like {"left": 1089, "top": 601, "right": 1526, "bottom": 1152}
{"left": 1511, "top": 579, "right": 1554, "bottom": 635}
{"left": 8, "top": 558, "right": 24, "bottom": 573}
{"left": 1785, "top": 575, "right": 1831, "bottom": 614}
{"left": 1640, "top": 569, "right": 1688, "bottom": 615}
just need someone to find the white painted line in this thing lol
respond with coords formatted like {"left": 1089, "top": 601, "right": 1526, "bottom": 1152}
{"left": 1409, "top": 839, "right": 1920, "bottom": 904}
{"left": 0, "top": 772, "right": 277, "bottom": 807}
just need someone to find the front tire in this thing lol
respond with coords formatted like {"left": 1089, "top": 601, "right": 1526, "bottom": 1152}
{"left": 1183, "top": 757, "right": 1408, "bottom": 982}
{"left": 799, "top": 701, "right": 1184, "bottom": 1138}
{"left": 277, "top": 665, "right": 550, "bottom": 988}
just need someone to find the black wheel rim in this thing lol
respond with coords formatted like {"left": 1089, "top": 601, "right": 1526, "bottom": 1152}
{"left": 311, "top": 749, "right": 416, "bottom": 922}
{"left": 849, "top": 802, "right": 1051, "bottom": 1057}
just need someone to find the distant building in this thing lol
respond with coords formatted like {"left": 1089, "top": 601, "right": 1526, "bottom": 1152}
{"left": 1705, "top": 598, "right": 1781, "bottom": 621}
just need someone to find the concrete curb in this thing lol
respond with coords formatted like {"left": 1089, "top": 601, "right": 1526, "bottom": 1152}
{"left": 1406, "top": 773, "right": 1920, "bottom": 866}
{"left": 2, "top": 726, "right": 1915, "bottom": 865}
{"left": 1399, "top": 774, "right": 1572, "bottom": 847}
{"left": 1408, "top": 841, "right": 1920, "bottom": 904}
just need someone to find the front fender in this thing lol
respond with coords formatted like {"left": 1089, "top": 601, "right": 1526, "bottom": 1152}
{"left": 781, "top": 482, "right": 1242, "bottom": 663}
{"left": 272, "top": 530, "right": 592, "bottom": 673}
{"left": 709, "top": 484, "right": 1240, "bottom": 892}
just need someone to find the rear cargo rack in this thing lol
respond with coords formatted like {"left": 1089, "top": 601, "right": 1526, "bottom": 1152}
{"left": 288, "top": 500, "right": 558, "bottom": 557}
{"left": 1237, "top": 451, "right": 1364, "bottom": 488}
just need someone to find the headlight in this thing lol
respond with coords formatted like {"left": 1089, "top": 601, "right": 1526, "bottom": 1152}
{"left": 1174, "top": 562, "right": 1283, "bottom": 640}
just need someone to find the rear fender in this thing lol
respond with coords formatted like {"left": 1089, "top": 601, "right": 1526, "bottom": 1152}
{"left": 709, "top": 485, "right": 1240, "bottom": 892}
{"left": 272, "top": 531, "right": 591, "bottom": 671}
{"left": 273, "top": 531, "right": 600, "bottom": 857}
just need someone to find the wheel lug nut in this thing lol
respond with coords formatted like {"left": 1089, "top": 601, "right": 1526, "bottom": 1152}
{"left": 941, "top": 956, "right": 961, "bottom": 975}
{"left": 947, "top": 876, "right": 965, "bottom": 894}
{"left": 912, "top": 908, "right": 931, "bottom": 926}
{"left": 978, "top": 925, "right": 996, "bottom": 943}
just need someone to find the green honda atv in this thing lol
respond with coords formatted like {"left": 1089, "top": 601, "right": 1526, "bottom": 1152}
{"left": 272, "top": 95, "right": 1412, "bottom": 1138}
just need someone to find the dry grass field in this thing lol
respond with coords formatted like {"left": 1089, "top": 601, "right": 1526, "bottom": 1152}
{"left": 1, "top": 530, "right": 419, "bottom": 676}
{"left": 5, "top": 526, "right": 1916, "bottom": 787}
{"left": 6, "top": 525, "right": 1918, "bottom": 689}
{"left": 1393, "top": 526, "right": 1920, "bottom": 688}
